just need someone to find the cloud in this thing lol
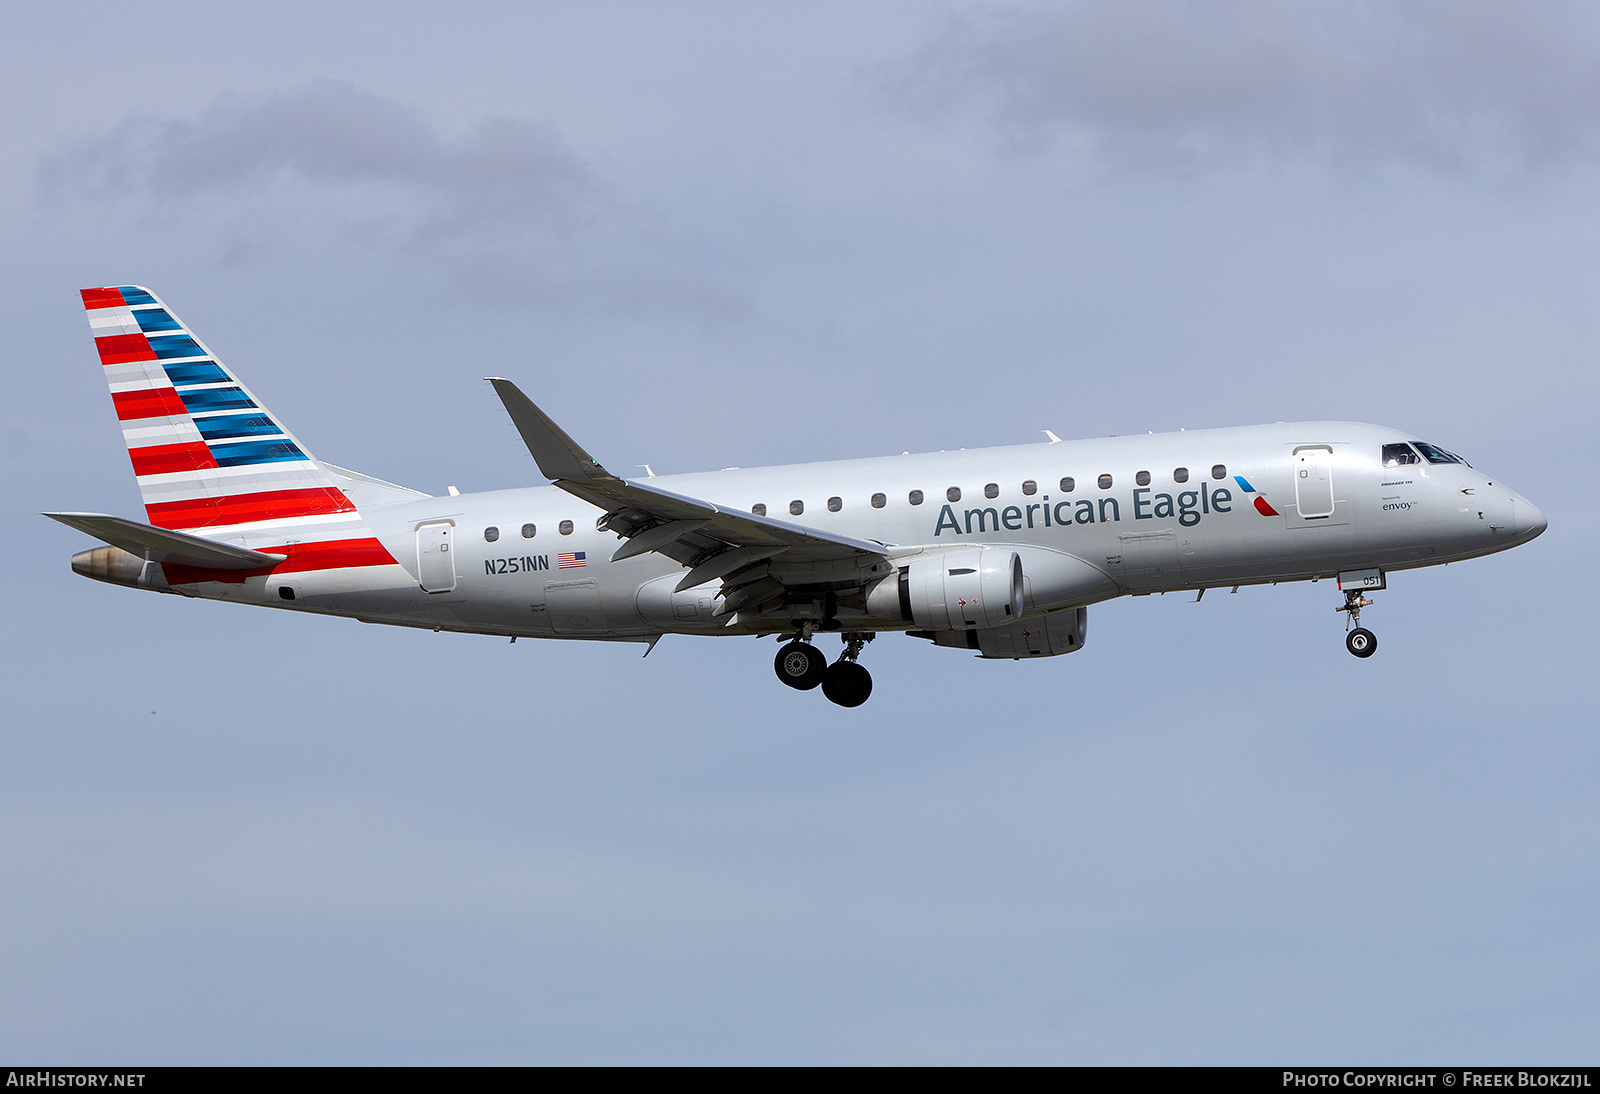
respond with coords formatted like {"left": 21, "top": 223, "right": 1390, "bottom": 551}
{"left": 883, "top": 0, "right": 1600, "bottom": 174}
{"left": 38, "top": 80, "right": 737, "bottom": 315}
{"left": 48, "top": 79, "right": 587, "bottom": 208}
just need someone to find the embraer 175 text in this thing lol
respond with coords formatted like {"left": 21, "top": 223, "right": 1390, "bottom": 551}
{"left": 50, "top": 287, "right": 1548, "bottom": 707}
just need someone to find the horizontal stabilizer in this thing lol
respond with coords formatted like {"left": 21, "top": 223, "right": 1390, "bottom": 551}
{"left": 43, "top": 512, "right": 287, "bottom": 569}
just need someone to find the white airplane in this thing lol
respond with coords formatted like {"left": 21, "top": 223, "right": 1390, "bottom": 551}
{"left": 50, "top": 286, "right": 1548, "bottom": 707}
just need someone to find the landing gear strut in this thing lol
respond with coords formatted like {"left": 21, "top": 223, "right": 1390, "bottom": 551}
{"left": 1337, "top": 589, "right": 1377, "bottom": 659}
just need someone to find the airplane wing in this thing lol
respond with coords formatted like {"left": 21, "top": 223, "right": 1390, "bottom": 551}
{"left": 486, "top": 379, "right": 890, "bottom": 600}
{"left": 43, "top": 512, "right": 288, "bottom": 569}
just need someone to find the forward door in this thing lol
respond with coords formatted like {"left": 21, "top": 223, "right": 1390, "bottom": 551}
{"left": 1293, "top": 446, "right": 1336, "bottom": 520}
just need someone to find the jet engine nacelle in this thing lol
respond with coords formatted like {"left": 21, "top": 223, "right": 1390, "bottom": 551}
{"left": 865, "top": 547, "right": 1023, "bottom": 630}
{"left": 924, "top": 606, "right": 1088, "bottom": 658}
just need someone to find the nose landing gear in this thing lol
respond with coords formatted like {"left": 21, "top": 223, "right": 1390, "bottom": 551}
{"left": 773, "top": 630, "right": 875, "bottom": 705}
{"left": 1338, "top": 589, "right": 1378, "bottom": 658}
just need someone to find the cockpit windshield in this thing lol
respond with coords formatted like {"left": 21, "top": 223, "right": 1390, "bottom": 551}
{"left": 1413, "top": 441, "right": 1469, "bottom": 466}
{"left": 1382, "top": 443, "right": 1422, "bottom": 467}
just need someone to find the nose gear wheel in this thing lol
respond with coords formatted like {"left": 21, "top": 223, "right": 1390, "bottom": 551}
{"left": 1337, "top": 589, "right": 1377, "bottom": 658}
{"left": 1346, "top": 627, "right": 1377, "bottom": 657}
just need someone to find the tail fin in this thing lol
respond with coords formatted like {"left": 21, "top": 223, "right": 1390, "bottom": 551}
{"left": 83, "top": 285, "right": 360, "bottom": 532}
{"left": 80, "top": 285, "right": 407, "bottom": 587}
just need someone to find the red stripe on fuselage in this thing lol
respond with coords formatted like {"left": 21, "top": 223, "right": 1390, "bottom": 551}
{"left": 112, "top": 387, "right": 189, "bottom": 421}
{"left": 128, "top": 441, "right": 219, "bottom": 477}
{"left": 145, "top": 488, "right": 356, "bottom": 530}
{"left": 95, "top": 333, "right": 156, "bottom": 364}
{"left": 1254, "top": 496, "right": 1280, "bottom": 517}
{"left": 161, "top": 536, "right": 398, "bottom": 586}
{"left": 269, "top": 538, "right": 397, "bottom": 573}
{"left": 81, "top": 287, "right": 126, "bottom": 310}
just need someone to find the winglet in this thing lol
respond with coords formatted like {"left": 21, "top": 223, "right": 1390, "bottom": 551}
{"left": 485, "top": 378, "right": 610, "bottom": 482}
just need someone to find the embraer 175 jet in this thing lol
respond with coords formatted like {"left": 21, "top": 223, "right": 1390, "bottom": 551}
{"left": 50, "top": 287, "right": 1547, "bottom": 707}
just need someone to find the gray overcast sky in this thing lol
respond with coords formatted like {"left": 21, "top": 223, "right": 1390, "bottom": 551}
{"left": 3, "top": 1, "right": 1596, "bottom": 1063}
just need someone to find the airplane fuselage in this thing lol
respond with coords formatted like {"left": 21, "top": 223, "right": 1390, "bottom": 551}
{"left": 165, "top": 421, "right": 1539, "bottom": 641}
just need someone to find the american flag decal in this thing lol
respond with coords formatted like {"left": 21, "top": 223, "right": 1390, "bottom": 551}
{"left": 558, "top": 551, "right": 587, "bottom": 568}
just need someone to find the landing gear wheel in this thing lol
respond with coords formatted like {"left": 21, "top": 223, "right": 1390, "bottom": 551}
{"left": 821, "top": 660, "right": 873, "bottom": 707}
{"left": 775, "top": 642, "right": 826, "bottom": 690}
{"left": 1346, "top": 627, "right": 1377, "bottom": 658}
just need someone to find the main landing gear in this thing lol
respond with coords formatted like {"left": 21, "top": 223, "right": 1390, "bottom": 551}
{"left": 774, "top": 630, "right": 875, "bottom": 706}
{"left": 1338, "top": 589, "right": 1378, "bottom": 659}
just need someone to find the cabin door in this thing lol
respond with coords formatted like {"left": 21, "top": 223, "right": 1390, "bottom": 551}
{"left": 416, "top": 523, "right": 456, "bottom": 592}
{"left": 1293, "top": 446, "right": 1335, "bottom": 519}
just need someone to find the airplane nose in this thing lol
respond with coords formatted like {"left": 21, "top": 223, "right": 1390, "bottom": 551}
{"left": 1513, "top": 496, "right": 1548, "bottom": 540}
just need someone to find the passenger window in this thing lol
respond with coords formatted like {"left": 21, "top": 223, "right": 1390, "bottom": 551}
{"left": 558, "top": 520, "right": 574, "bottom": 535}
{"left": 827, "top": 496, "right": 842, "bottom": 512}
{"left": 947, "top": 487, "right": 961, "bottom": 503}
{"left": 751, "top": 503, "right": 767, "bottom": 516}
{"left": 1097, "top": 474, "right": 1113, "bottom": 490}
{"left": 521, "top": 523, "right": 536, "bottom": 539}
{"left": 790, "top": 500, "right": 804, "bottom": 516}
{"left": 984, "top": 483, "right": 999, "bottom": 499}
{"left": 1060, "top": 477, "right": 1075, "bottom": 492}
{"left": 1382, "top": 443, "right": 1421, "bottom": 467}
{"left": 1135, "top": 471, "right": 1150, "bottom": 487}
{"left": 1211, "top": 464, "right": 1227, "bottom": 480}
{"left": 871, "top": 493, "right": 886, "bottom": 509}
{"left": 1173, "top": 467, "right": 1189, "bottom": 483}
{"left": 1022, "top": 480, "right": 1037, "bottom": 495}
{"left": 908, "top": 490, "right": 924, "bottom": 506}
{"left": 484, "top": 526, "right": 500, "bottom": 542}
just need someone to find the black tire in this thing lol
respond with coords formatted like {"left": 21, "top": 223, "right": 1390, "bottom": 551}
{"left": 775, "top": 642, "right": 826, "bottom": 690}
{"left": 1346, "top": 627, "right": 1377, "bottom": 658}
{"left": 821, "top": 660, "right": 873, "bottom": 707}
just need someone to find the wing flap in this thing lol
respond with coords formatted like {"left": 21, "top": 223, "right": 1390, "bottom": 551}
{"left": 610, "top": 518, "right": 711, "bottom": 562}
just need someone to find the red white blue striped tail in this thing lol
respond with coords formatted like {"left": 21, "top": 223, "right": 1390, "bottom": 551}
{"left": 82, "top": 285, "right": 398, "bottom": 583}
